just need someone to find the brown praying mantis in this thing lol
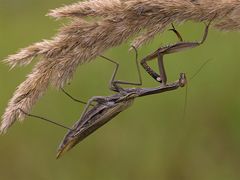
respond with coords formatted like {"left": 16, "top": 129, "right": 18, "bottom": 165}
{"left": 19, "top": 21, "right": 211, "bottom": 158}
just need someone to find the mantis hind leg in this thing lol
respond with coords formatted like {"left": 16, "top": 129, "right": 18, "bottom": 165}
{"left": 18, "top": 108, "right": 73, "bottom": 130}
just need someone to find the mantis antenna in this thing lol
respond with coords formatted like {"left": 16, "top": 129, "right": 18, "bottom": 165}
{"left": 182, "top": 58, "right": 213, "bottom": 120}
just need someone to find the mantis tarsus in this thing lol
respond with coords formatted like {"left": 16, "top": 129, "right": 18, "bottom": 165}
{"left": 19, "top": 21, "right": 211, "bottom": 158}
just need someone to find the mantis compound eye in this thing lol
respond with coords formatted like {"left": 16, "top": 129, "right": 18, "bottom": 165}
{"left": 179, "top": 73, "right": 187, "bottom": 87}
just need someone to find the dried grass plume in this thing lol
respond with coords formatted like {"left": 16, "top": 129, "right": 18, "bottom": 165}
{"left": 2, "top": 0, "right": 240, "bottom": 133}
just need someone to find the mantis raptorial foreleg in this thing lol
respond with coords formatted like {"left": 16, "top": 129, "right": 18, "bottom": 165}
{"left": 140, "top": 21, "right": 210, "bottom": 85}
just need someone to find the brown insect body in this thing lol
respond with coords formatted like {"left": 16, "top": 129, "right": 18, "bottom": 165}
{"left": 57, "top": 93, "right": 136, "bottom": 158}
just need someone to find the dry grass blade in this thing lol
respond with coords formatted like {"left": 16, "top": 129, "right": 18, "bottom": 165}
{"left": 2, "top": 0, "right": 240, "bottom": 133}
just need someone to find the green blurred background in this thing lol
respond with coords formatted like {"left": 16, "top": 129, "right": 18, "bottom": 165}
{"left": 1, "top": 0, "right": 240, "bottom": 180}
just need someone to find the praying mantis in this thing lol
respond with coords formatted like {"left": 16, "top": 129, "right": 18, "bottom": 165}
{"left": 55, "top": 22, "right": 210, "bottom": 158}
{"left": 19, "top": 21, "right": 211, "bottom": 158}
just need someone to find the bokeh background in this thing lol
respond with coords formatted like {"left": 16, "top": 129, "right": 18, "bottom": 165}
{"left": 1, "top": 0, "right": 240, "bottom": 180}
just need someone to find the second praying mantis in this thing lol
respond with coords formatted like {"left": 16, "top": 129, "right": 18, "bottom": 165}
{"left": 20, "top": 21, "right": 211, "bottom": 158}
